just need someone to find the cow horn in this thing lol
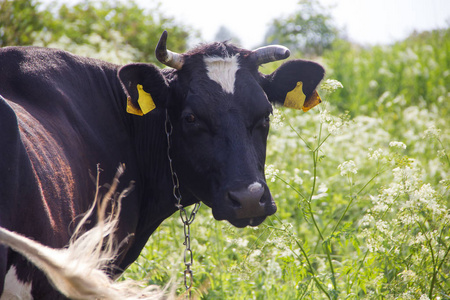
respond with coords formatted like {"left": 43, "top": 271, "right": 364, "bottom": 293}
{"left": 155, "top": 31, "right": 184, "bottom": 70}
{"left": 252, "top": 45, "right": 291, "bottom": 65}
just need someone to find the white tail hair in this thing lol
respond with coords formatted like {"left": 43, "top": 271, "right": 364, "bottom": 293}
{"left": 0, "top": 165, "right": 172, "bottom": 300}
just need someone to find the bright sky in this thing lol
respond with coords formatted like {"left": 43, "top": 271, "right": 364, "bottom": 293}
{"left": 138, "top": 0, "right": 450, "bottom": 49}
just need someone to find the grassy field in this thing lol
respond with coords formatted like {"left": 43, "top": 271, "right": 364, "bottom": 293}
{"left": 122, "top": 29, "right": 450, "bottom": 299}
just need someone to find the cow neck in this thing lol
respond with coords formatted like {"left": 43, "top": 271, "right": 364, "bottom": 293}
{"left": 130, "top": 110, "right": 175, "bottom": 225}
{"left": 164, "top": 109, "right": 182, "bottom": 208}
{"left": 164, "top": 110, "right": 202, "bottom": 209}
{"left": 164, "top": 109, "right": 201, "bottom": 297}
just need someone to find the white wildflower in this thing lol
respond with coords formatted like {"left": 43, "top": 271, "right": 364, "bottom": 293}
{"left": 267, "top": 259, "right": 282, "bottom": 278}
{"left": 378, "top": 67, "right": 394, "bottom": 78}
{"left": 437, "top": 149, "right": 447, "bottom": 159}
{"left": 360, "top": 214, "right": 374, "bottom": 227}
{"left": 319, "top": 109, "right": 332, "bottom": 124}
{"left": 399, "top": 48, "right": 418, "bottom": 63}
{"left": 419, "top": 294, "right": 430, "bottom": 300}
{"left": 375, "top": 220, "right": 390, "bottom": 234}
{"left": 369, "top": 80, "right": 378, "bottom": 89}
{"left": 271, "top": 108, "right": 284, "bottom": 129}
{"left": 399, "top": 213, "right": 418, "bottom": 226}
{"left": 292, "top": 168, "right": 304, "bottom": 185}
{"left": 320, "top": 79, "right": 343, "bottom": 93}
{"left": 317, "top": 183, "right": 328, "bottom": 194}
{"left": 235, "top": 238, "right": 249, "bottom": 248}
{"left": 328, "top": 118, "right": 343, "bottom": 135}
{"left": 392, "top": 95, "right": 407, "bottom": 106}
{"left": 368, "top": 148, "right": 386, "bottom": 161}
{"left": 312, "top": 183, "right": 328, "bottom": 200}
{"left": 421, "top": 244, "right": 430, "bottom": 254}
{"left": 248, "top": 249, "right": 261, "bottom": 263}
{"left": 415, "top": 183, "right": 444, "bottom": 214}
{"left": 377, "top": 91, "right": 391, "bottom": 105}
{"left": 400, "top": 291, "right": 415, "bottom": 300}
{"left": 369, "top": 194, "right": 378, "bottom": 204}
{"left": 416, "top": 183, "right": 435, "bottom": 202}
{"left": 293, "top": 174, "right": 303, "bottom": 185}
{"left": 424, "top": 125, "right": 441, "bottom": 139}
{"left": 312, "top": 193, "right": 328, "bottom": 200}
{"left": 399, "top": 269, "right": 416, "bottom": 282}
{"left": 366, "top": 236, "right": 383, "bottom": 253}
{"left": 265, "top": 164, "right": 279, "bottom": 182}
{"left": 337, "top": 160, "right": 358, "bottom": 176}
{"left": 389, "top": 141, "right": 407, "bottom": 149}
{"left": 372, "top": 202, "right": 389, "bottom": 213}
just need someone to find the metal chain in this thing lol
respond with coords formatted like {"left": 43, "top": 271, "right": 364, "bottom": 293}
{"left": 165, "top": 110, "right": 201, "bottom": 299}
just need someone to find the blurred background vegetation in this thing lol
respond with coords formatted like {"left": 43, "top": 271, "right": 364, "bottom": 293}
{"left": 0, "top": 0, "right": 340, "bottom": 62}
{"left": 1, "top": 0, "right": 449, "bottom": 298}
{"left": 0, "top": 0, "right": 189, "bottom": 64}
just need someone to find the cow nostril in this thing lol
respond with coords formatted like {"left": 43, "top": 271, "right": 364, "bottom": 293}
{"left": 248, "top": 182, "right": 262, "bottom": 193}
{"left": 228, "top": 184, "right": 267, "bottom": 219}
{"left": 228, "top": 193, "right": 242, "bottom": 209}
{"left": 228, "top": 183, "right": 265, "bottom": 212}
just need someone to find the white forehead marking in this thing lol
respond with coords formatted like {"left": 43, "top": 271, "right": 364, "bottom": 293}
{"left": 2, "top": 266, "right": 33, "bottom": 300}
{"left": 204, "top": 55, "right": 240, "bottom": 94}
{"left": 248, "top": 182, "right": 263, "bottom": 193}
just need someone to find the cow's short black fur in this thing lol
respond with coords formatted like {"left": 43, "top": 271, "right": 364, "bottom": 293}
{"left": 0, "top": 39, "right": 324, "bottom": 299}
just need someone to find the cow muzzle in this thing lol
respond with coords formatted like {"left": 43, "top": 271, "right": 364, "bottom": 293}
{"left": 223, "top": 182, "right": 277, "bottom": 227}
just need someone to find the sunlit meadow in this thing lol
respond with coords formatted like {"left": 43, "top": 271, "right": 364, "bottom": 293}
{"left": 122, "top": 29, "right": 449, "bottom": 299}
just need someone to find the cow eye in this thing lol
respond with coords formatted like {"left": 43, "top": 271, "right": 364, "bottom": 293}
{"left": 184, "top": 113, "right": 196, "bottom": 123}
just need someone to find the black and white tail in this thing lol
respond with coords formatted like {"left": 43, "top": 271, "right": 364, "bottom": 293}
{"left": 0, "top": 166, "right": 172, "bottom": 300}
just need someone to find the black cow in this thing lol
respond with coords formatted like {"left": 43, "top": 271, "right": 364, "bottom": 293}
{"left": 0, "top": 31, "right": 324, "bottom": 299}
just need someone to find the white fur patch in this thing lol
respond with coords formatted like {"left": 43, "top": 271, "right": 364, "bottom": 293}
{"left": 204, "top": 55, "right": 240, "bottom": 94}
{"left": 248, "top": 182, "right": 262, "bottom": 193}
{"left": 1, "top": 266, "right": 32, "bottom": 300}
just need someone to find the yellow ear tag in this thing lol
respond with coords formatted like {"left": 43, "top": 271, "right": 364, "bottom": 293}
{"left": 302, "top": 90, "right": 322, "bottom": 112}
{"left": 126, "top": 96, "right": 144, "bottom": 116}
{"left": 284, "top": 81, "right": 306, "bottom": 110}
{"left": 137, "top": 84, "right": 156, "bottom": 114}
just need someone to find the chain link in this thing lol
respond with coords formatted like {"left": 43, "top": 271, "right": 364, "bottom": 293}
{"left": 165, "top": 110, "right": 201, "bottom": 299}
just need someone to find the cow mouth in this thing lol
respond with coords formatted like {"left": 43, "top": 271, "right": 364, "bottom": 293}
{"left": 197, "top": 182, "right": 277, "bottom": 227}
{"left": 207, "top": 202, "right": 272, "bottom": 228}
{"left": 227, "top": 216, "right": 267, "bottom": 228}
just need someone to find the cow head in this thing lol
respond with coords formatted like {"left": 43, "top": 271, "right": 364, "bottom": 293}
{"left": 119, "top": 31, "right": 324, "bottom": 228}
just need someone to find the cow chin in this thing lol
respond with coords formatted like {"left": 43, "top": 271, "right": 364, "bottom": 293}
{"left": 210, "top": 201, "right": 276, "bottom": 228}
{"left": 196, "top": 181, "right": 277, "bottom": 227}
{"left": 227, "top": 216, "right": 267, "bottom": 228}
{"left": 206, "top": 185, "right": 277, "bottom": 228}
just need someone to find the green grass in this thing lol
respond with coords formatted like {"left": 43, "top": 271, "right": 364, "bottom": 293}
{"left": 122, "top": 29, "right": 450, "bottom": 299}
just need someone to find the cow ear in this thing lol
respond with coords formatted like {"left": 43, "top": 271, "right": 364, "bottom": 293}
{"left": 262, "top": 60, "right": 325, "bottom": 112}
{"left": 118, "top": 63, "right": 169, "bottom": 116}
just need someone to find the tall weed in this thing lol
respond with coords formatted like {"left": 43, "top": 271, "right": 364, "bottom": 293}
{"left": 122, "top": 29, "right": 449, "bottom": 299}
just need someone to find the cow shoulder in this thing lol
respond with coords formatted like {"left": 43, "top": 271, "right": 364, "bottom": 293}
{"left": 0, "top": 95, "right": 24, "bottom": 220}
